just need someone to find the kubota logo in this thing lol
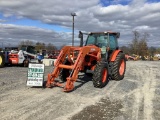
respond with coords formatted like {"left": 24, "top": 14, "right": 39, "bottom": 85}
{"left": 90, "top": 48, "right": 95, "bottom": 52}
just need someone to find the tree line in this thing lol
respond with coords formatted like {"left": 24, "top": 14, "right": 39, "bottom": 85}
{"left": 120, "top": 31, "right": 160, "bottom": 57}
{"left": 17, "top": 30, "right": 160, "bottom": 57}
{"left": 18, "top": 40, "right": 57, "bottom": 53}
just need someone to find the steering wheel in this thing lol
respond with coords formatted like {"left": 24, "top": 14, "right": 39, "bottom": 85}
{"left": 95, "top": 43, "right": 103, "bottom": 48}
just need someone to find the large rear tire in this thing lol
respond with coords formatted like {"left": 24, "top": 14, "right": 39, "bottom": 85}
{"left": 92, "top": 62, "right": 109, "bottom": 88}
{"left": 110, "top": 53, "right": 126, "bottom": 80}
{"left": 0, "top": 52, "right": 5, "bottom": 68}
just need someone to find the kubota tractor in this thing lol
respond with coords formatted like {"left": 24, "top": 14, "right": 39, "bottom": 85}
{"left": 46, "top": 31, "right": 126, "bottom": 92}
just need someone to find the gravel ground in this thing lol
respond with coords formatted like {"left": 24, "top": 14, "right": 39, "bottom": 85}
{"left": 0, "top": 61, "right": 160, "bottom": 120}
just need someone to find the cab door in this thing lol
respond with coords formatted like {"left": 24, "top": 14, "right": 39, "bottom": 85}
{"left": 109, "top": 34, "right": 118, "bottom": 50}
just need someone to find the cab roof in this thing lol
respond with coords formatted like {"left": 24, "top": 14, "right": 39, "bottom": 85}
{"left": 89, "top": 31, "right": 120, "bottom": 38}
{"left": 89, "top": 31, "right": 119, "bottom": 34}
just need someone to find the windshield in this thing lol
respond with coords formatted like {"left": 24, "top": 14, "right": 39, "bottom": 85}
{"left": 20, "top": 46, "right": 27, "bottom": 51}
{"left": 86, "top": 34, "right": 108, "bottom": 48}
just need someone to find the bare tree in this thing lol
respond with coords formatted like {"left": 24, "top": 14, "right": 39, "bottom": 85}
{"left": 129, "top": 31, "right": 140, "bottom": 55}
{"left": 35, "top": 42, "right": 45, "bottom": 51}
{"left": 139, "top": 32, "right": 149, "bottom": 56}
{"left": 46, "top": 43, "right": 57, "bottom": 52}
{"left": 18, "top": 40, "right": 34, "bottom": 49}
{"left": 19, "top": 40, "right": 34, "bottom": 46}
{"left": 138, "top": 39, "right": 148, "bottom": 56}
{"left": 129, "top": 30, "right": 149, "bottom": 56}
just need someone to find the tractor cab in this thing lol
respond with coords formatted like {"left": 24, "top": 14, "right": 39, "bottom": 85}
{"left": 80, "top": 31, "right": 120, "bottom": 59}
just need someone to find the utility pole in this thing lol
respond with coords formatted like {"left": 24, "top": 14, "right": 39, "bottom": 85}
{"left": 71, "top": 13, "right": 76, "bottom": 46}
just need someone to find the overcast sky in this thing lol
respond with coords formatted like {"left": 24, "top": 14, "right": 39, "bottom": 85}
{"left": 0, "top": 0, "right": 160, "bottom": 48}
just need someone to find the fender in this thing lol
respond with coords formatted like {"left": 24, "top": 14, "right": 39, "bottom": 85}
{"left": 109, "top": 50, "right": 122, "bottom": 62}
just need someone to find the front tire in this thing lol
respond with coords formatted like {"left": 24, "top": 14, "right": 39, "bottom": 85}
{"left": 92, "top": 62, "right": 109, "bottom": 88}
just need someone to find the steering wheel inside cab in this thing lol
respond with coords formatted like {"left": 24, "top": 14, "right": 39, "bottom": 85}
{"left": 95, "top": 43, "right": 103, "bottom": 48}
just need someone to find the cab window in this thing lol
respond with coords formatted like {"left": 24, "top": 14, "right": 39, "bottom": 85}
{"left": 109, "top": 34, "right": 117, "bottom": 50}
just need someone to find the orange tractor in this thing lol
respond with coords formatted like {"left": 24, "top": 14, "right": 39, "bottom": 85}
{"left": 46, "top": 31, "right": 126, "bottom": 92}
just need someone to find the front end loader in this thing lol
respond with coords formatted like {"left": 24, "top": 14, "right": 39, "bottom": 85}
{"left": 46, "top": 31, "right": 126, "bottom": 92}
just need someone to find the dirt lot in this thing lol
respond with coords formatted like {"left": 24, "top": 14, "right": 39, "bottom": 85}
{"left": 0, "top": 61, "right": 160, "bottom": 120}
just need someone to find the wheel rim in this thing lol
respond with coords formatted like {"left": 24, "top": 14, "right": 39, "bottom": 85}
{"left": 0, "top": 56, "right": 2, "bottom": 65}
{"left": 102, "top": 68, "right": 107, "bottom": 83}
{"left": 119, "top": 59, "right": 125, "bottom": 75}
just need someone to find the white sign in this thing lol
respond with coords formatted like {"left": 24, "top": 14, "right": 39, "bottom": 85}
{"left": 27, "top": 63, "right": 44, "bottom": 87}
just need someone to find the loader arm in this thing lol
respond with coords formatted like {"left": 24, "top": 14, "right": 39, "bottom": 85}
{"left": 46, "top": 45, "right": 101, "bottom": 92}
{"left": 46, "top": 46, "right": 72, "bottom": 87}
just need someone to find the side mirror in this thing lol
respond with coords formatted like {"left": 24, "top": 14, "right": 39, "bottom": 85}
{"left": 116, "top": 32, "right": 120, "bottom": 38}
{"left": 78, "top": 31, "right": 83, "bottom": 38}
{"left": 79, "top": 31, "right": 83, "bottom": 47}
